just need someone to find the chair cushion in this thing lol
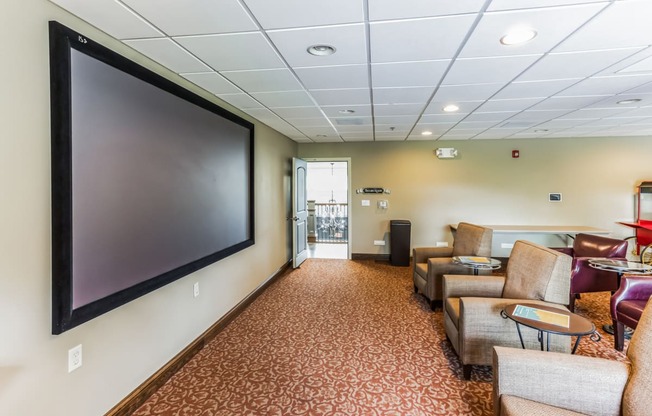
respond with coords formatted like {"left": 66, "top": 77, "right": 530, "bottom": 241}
{"left": 451, "top": 222, "right": 492, "bottom": 257}
{"left": 502, "top": 241, "right": 557, "bottom": 300}
{"left": 572, "top": 233, "right": 628, "bottom": 258}
{"left": 500, "top": 395, "right": 587, "bottom": 416}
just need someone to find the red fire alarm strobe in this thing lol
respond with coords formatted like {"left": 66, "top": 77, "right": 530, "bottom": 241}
{"left": 512, "top": 150, "right": 519, "bottom": 158}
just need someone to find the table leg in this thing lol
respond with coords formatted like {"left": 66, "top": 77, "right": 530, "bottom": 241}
{"left": 537, "top": 330, "right": 544, "bottom": 351}
{"left": 515, "top": 323, "right": 525, "bottom": 349}
{"left": 572, "top": 336, "right": 582, "bottom": 354}
{"left": 602, "top": 324, "right": 634, "bottom": 338}
{"left": 473, "top": 268, "right": 479, "bottom": 276}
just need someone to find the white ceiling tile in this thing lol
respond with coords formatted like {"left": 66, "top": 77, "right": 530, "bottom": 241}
{"left": 476, "top": 97, "right": 544, "bottom": 112}
{"left": 216, "top": 93, "right": 264, "bottom": 109}
{"left": 251, "top": 90, "right": 315, "bottom": 107}
{"left": 559, "top": 108, "right": 631, "bottom": 119}
{"left": 456, "top": 121, "right": 502, "bottom": 129}
{"left": 283, "top": 117, "right": 333, "bottom": 127}
{"left": 610, "top": 106, "right": 652, "bottom": 118}
{"left": 374, "top": 115, "right": 420, "bottom": 125}
{"left": 272, "top": 106, "right": 325, "bottom": 118}
{"left": 369, "top": 15, "right": 477, "bottom": 63}
{"left": 242, "top": 0, "right": 364, "bottom": 29}
{"left": 517, "top": 49, "right": 643, "bottom": 82}
{"left": 371, "top": 61, "right": 450, "bottom": 88}
{"left": 309, "top": 89, "right": 371, "bottom": 106}
{"left": 488, "top": 0, "right": 608, "bottom": 12}
{"left": 174, "top": 32, "right": 284, "bottom": 71}
{"left": 50, "top": 0, "right": 163, "bottom": 39}
{"left": 295, "top": 65, "right": 369, "bottom": 90}
{"left": 374, "top": 125, "right": 412, "bottom": 134}
{"left": 444, "top": 55, "right": 542, "bottom": 85}
{"left": 493, "top": 79, "right": 580, "bottom": 99}
{"left": 557, "top": 74, "right": 652, "bottom": 97}
{"left": 419, "top": 113, "right": 469, "bottom": 123}
{"left": 434, "top": 83, "right": 505, "bottom": 101}
{"left": 124, "top": 38, "right": 211, "bottom": 72}
{"left": 267, "top": 24, "right": 367, "bottom": 67}
{"left": 459, "top": 4, "right": 607, "bottom": 58}
{"left": 373, "top": 87, "right": 435, "bottom": 105}
{"left": 310, "top": 135, "right": 345, "bottom": 143}
{"left": 298, "top": 126, "right": 339, "bottom": 137}
{"left": 508, "top": 109, "right": 571, "bottom": 121}
{"left": 121, "top": 0, "right": 257, "bottom": 36}
{"left": 332, "top": 122, "right": 373, "bottom": 131}
{"left": 528, "top": 95, "right": 607, "bottom": 110}
{"left": 220, "top": 68, "right": 302, "bottom": 92}
{"left": 374, "top": 103, "right": 425, "bottom": 116}
{"left": 369, "top": 0, "right": 484, "bottom": 21}
{"left": 556, "top": 0, "right": 652, "bottom": 53}
{"left": 462, "top": 111, "right": 518, "bottom": 122}
{"left": 618, "top": 55, "right": 652, "bottom": 74}
{"left": 182, "top": 72, "right": 241, "bottom": 95}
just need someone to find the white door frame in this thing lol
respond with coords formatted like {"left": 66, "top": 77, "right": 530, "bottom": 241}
{"left": 304, "top": 157, "right": 352, "bottom": 260}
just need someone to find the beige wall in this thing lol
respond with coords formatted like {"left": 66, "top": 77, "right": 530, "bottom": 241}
{"left": 299, "top": 138, "right": 652, "bottom": 255}
{"left": 0, "top": 1, "right": 295, "bottom": 415}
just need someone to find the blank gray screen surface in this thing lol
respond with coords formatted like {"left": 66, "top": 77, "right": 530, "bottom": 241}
{"left": 70, "top": 49, "right": 251, "bottom": 309}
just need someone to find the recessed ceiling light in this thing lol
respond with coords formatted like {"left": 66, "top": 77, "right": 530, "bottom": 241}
{"left": 421, "top": 131, "right": 433, "bottom": 136}
{"left": 443, "top": 104, "right": 459, "bottom": 113}
{"left": 307, "top": 44, "right": 336, "bottom": 56}
{"left": 617, "top": 98, "right": 642, "bottom": 105}
{"left": 316, "top": 134, "right": 328, "bottom": 138}
{"left": 500, "top": 27, "right": 537, "bottom": 46}
{"left": 339, "top": 109, "right": 355, "bottom": 114}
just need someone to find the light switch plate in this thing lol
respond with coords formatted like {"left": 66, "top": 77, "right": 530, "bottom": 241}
{"left": 361, "top": 200, "right": 370, "bottom": 206}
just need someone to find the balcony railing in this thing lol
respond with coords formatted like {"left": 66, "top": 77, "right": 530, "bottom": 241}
{"left": 313, "top": 203, "right": 348, "bottom": 243}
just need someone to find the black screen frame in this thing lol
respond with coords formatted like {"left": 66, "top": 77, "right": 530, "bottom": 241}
{"left": 49, "top": 21, "right": 255, "bottom": 334}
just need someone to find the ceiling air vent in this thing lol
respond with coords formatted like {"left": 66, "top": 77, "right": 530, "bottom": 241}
{"left": 335, "top": 118, "right": 364, "bottom": 126}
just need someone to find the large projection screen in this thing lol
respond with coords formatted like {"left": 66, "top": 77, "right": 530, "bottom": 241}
{"left": 50, "top": 22, "right": 255, "bottom": 334}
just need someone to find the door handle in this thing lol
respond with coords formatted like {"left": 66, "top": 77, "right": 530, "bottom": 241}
{"left": 287, "top": 216, "right": 299, "bottom": 221}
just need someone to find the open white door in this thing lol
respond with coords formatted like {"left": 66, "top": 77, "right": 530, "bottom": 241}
{"left": 292, "top": 158, "right": 308, "bottom": 268}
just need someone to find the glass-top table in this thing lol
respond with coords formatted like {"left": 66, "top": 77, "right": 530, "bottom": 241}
{"left": 452, "top": 256, "right": 501, "bottom": 275}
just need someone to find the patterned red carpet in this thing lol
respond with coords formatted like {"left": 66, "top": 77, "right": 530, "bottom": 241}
{"left": 132, "top": 259, "right": 627, "bottom": 415}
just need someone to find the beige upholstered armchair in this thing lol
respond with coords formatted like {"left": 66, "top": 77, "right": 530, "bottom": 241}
{"left": 413, "top": 222, "right": 493, "bottom": 310}
{"left": 493, "top": 296, "right": 652, "bottom": 416}
{"left": 443, "top": 240, "right": 572, "bottom": 380}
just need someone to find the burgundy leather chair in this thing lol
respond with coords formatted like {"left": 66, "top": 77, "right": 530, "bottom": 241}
{"left": 554, "top": 233, "right": 628, "bottom": 312}
{"left": 610, "top": 275, "right": 652, "bottom": 351}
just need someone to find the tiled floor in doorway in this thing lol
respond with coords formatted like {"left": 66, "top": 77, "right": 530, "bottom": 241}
{"left": 308, "top": 242, "right": 348, "bottom": 259}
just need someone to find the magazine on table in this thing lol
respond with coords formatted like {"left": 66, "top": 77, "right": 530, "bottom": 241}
{"left": 455, "top": 256, "right": 491, "bottom": 264}
{"left": 512, "top": 304, "right": 570, "bottom": 328}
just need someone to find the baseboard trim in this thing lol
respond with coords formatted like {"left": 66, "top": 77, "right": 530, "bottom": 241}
{"left": 105, "top": 260, "right": 292, "bottom": 416}
{"left": 351, "top": 253, "right": 390, "bottom": 261}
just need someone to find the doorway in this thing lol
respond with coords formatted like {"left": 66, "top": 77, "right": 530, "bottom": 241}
{"left": 306, "top": 159, "right": 350, "bottom": 259}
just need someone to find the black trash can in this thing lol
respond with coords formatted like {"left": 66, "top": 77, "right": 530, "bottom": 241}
{"left": 390, "top": 220, "right": 411, "bottom": 266}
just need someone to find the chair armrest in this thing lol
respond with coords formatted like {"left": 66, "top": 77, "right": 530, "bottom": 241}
{"left": 610, "top": 275, "right": 652, "bottom": 319}
{"left": 493, "top": 346, "right": 629, "bottom": 416}
{"left": 413, "top": 246, "right": 453, "bottom": 263}
{"left": 443, "top": 274, "right": 505, "bottom": 299}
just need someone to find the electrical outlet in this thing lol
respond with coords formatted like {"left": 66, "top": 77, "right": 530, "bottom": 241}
{"left": 373, "top": 240, "right": 386, "bottom": 246}
{"left": 68, "top": 344, "right": 82, "bottom": 373}
{"left": 435, "top": 242, "right": 449, "bottom": 247}
{"left": 501, "top": 243, "right": 514, "bottom": 249}
{"left": 193, "top": 282, "right": 199, "bottom": 298}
